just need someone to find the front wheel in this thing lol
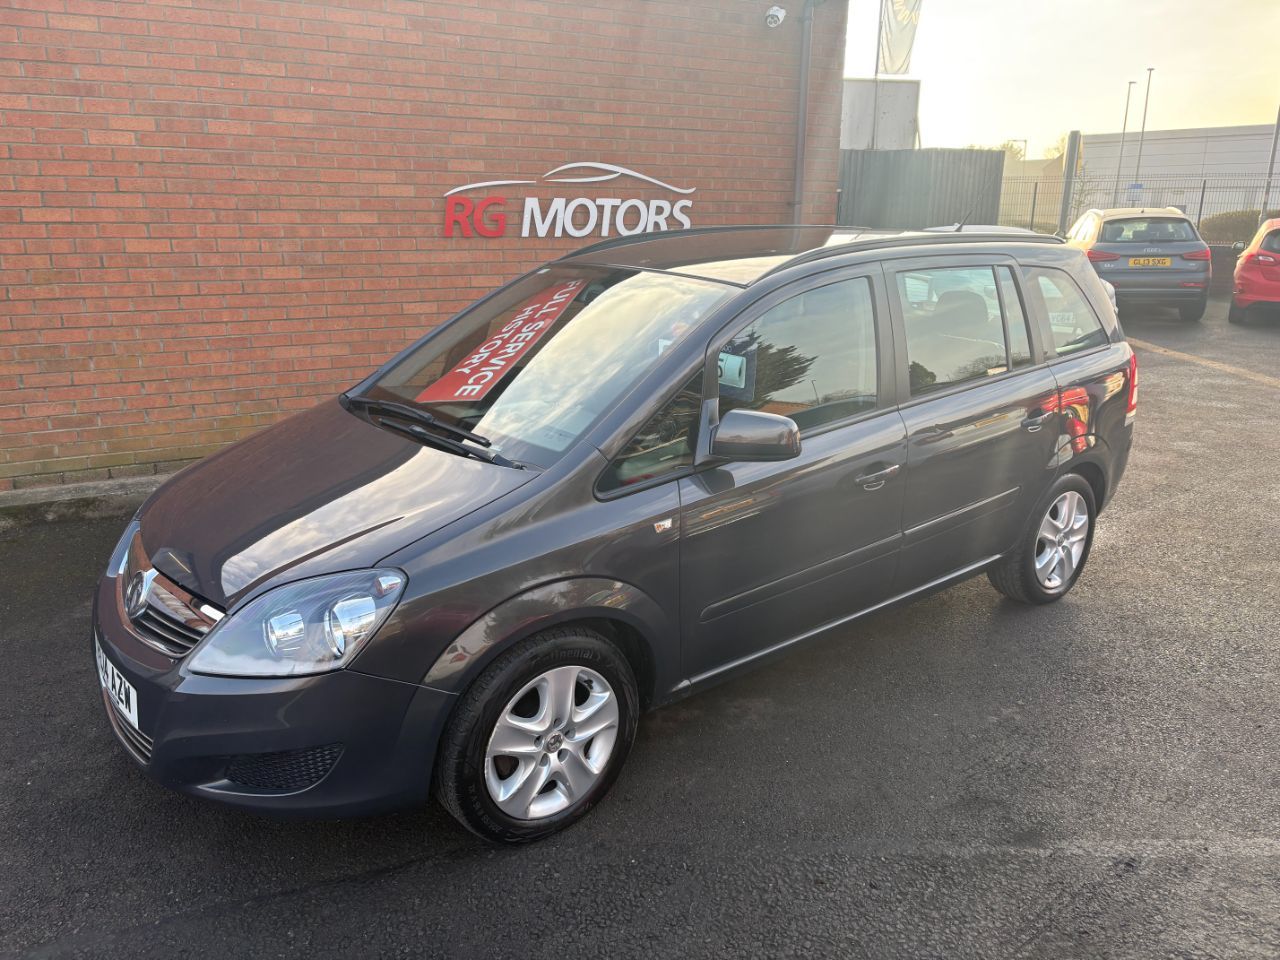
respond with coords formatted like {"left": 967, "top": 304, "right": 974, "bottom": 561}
{"left": 988, "top": 474, "right": 1097, "bottom": 604}
{"left": 435, "top": 627, "right": 639, "bottom": 843}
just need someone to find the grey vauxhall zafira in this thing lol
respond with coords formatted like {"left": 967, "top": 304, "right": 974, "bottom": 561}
{"left": 93, "top": 226, "right": 1135, "bottom": 842}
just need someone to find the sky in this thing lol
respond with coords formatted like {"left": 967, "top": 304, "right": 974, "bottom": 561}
{"left": 844, "top": 0, "right": 1280, "bottom": 156}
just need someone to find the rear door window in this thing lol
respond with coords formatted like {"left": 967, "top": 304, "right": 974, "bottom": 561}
{"left": 1099, "top": 218, "right": 1197, "bottom": 242}
{"left": 894, "top": 265, "right": 1027, "bottom": 396}
{"left": 717, "top": 277, "right": 879, "bottom": 430}
{"left": 1027, "top": 267, "right": 1110, "bottom": 357}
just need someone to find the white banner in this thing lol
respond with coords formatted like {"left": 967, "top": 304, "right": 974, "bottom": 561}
{"left": 878, "top": 0, "right": 923, "bottom": 75}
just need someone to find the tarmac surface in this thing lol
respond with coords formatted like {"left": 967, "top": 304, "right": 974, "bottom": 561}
{"left": 2, "top": 295, "right": 1278, "bottom": 959}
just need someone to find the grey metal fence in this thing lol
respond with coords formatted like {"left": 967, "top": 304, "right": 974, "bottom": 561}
{"left": 838, "top": 148, "right": 1005, "bottom": 229}
{"left": 1000, "top": 174, "right": 1279, "bottom": 243}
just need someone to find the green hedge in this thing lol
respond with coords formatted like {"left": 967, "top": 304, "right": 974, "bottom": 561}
{"left": 1198, "top": 208, "right": 1278, "bottom": 244}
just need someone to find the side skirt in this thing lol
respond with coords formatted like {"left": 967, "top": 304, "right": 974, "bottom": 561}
{"left": 671, "top": 554, "right": 1001, "bottom": 696}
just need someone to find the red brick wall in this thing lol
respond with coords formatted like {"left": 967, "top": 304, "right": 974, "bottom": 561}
{"left": 0, "top": 0, "right": 848, "bottom": 490}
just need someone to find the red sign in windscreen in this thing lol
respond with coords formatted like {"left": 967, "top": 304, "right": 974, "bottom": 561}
{"left": 416, "top": 278, "right": 585, "bottom": 404}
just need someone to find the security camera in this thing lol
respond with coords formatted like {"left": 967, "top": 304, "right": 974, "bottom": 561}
{"left": 765, "top": 5, "right": 786, "bottom": 28}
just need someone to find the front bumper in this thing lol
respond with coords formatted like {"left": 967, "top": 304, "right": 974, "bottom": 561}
{"left": 92, "top": 574, "right": 456, "bottom": 817}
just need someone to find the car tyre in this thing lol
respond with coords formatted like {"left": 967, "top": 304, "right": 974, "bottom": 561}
{"left": 988, "top": 473, "right": 1097, "bottom": 605}
{"left": 1227, "top": 302, "right": 1248, "bottom": 325}
{"left": 1178, "top": 298, "right": 1207, "bottom": 322}
{"left": 435, "top": 626, "right": 639, "bottom": 844}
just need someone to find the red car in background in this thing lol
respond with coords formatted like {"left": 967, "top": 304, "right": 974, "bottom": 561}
{"left": 1230, "top": 218, "right": 1280, "bottom": 324}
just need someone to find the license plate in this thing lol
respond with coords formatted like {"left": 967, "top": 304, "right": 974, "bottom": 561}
{"left": 1129, "top": 257, "right": 1171, "bottom": 267}
{"left": 96, "top": 639, "right": 139, "bottom": 730}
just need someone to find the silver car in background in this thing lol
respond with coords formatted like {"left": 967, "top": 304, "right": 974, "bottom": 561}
{"left": 1065, "top": 207, "right": 1212, "bottom": 321}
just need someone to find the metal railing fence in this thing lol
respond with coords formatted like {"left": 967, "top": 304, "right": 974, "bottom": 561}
{"left": 999, "top": 174, "right": 1278, "bottom": 243}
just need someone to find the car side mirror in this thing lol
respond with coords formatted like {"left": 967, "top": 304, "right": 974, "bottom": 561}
{"left": 1232, "top": 241, "right": 1246, "bottom": 255}
{"left": 710, "top": 409, "right": 801, "bottom": 462}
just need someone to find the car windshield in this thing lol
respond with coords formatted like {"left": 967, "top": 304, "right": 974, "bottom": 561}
{"left": 355, "top": 265, "right": 731, "bottom": 468}
{"left": 1099, "top": 217, "right": 1198, "bottom": 243}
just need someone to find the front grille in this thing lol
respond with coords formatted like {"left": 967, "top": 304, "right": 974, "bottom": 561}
{"left": 226, "top": 744, "right": 344, "bottom": 792}
{"left": 132, "top": 603, "right": 204, "bottom": 656}
{"left": 118, "top": 529, "right": 222, "bottom": 659}
{"left": 102, "top": 689, "right": 154, "bottom": 764}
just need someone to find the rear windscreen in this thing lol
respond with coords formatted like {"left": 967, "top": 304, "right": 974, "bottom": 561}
{"left": 1262, "top": 231, "right": 1280, "bottom": 254}
{"left": 1099, "top": 218, "right": 1198, "bottom": 243}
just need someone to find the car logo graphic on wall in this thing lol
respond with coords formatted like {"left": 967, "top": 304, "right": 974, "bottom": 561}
{"left": 443, "top": 162, "right": 696, "bottom": 240}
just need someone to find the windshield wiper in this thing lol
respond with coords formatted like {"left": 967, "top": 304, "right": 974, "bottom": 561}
{"left": 343, "top": 395, "right": 498, "bottom": 448}
{"left": 371, "top": 416, "right": 522, "bottom": 469}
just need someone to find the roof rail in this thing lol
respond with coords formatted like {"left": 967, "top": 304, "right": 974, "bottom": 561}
{"left": 556, "top": 224, "right": 831, "bottom": 260}
{"left": 757, "top": 231, "right": 1065, "bottom": 281}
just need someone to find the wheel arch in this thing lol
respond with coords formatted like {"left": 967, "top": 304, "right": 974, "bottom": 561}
{"left": 1067, "top": 458, "right": 1107, "bottom": 513}
{"left": 420, "top": 577, "right": 674, "bottom": 710}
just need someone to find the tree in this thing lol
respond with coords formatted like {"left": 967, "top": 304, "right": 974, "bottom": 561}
{"left": 1044, "top": 132, "right": 1069, "bottom": 159}
{"left": 967, "top": 141, "right": 1027, "bottom": 161}
{"left": 997, "top": 139, "right": 1026, "bottom": 161}
{"left": 721, "top": 331, "right": 816, "bottom": 410}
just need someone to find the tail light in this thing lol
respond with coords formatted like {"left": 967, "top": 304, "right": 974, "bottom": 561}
{"left": 1181, "top": 248, "right": 1212, "bottom": 261}
{"left": 1126, "top": 352, "right": 1138, "bottom": 418}
{"left": 1087, "top": 249, "right": 1120, "bottom": 262}
{"left": 1237, "top": 252, "right": 1276, "bottom": 271}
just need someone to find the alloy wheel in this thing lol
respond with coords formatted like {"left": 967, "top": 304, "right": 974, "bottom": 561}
{"left": 484, "top": 665, "right": 619, "bottom": 820}
{"left": 1034, "top": 490, "right": 1089, "bottom": 591}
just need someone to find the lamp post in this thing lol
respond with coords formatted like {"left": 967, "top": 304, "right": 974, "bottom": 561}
{"left": 1259, "top": 100, "right": 1279, "bottom": 226}
{"left": 1133, "top": 68, "right": 1155, "bottom": 195}
{"left": 1112, "top": 80, "right": 1136, "bottom": 205}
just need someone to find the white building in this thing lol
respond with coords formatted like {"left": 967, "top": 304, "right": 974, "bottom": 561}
{"left": 1082, "top": 124, "right": 1275, "bottom": 180}
{"left": 1078, "top": 124, "right": 1277, "bottom": 219}
{"left": 840, "top": 78, "right": 920, "bottom": 150}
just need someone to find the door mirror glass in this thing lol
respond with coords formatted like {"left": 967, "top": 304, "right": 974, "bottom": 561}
{"left": 717, "top": 350, "right": 749, "bottom": 391}
{"left": 711, "top": 409, "right": 801, "bottom": 462}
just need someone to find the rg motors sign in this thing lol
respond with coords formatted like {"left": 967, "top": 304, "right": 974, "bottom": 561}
{"left": 443, "top": 162, "right": 695, "bottom": 240}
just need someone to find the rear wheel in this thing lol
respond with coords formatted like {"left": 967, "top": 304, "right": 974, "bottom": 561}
{"left": 435, "top": 627, "right": 639, "bottom": 843}
{"left": 988, "top": 473, "right": 1096, "bottom": 605}
{"left": 1178, "top": 298, "right": 1207, "bottom": 322}
{"left": 1228, "top": 302, "right": 1249, "bottom": 325}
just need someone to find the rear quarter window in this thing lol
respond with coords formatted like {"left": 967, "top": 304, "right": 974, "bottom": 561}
{"left": 1026, "top": 267, "right": 1110, "bottom": 357}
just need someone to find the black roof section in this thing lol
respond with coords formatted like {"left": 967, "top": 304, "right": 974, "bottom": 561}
{"left": 559, "top": 224, "right": 1064, "bottom": 286}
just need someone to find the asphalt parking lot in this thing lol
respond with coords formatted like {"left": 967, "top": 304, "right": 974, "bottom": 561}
{"left": 2, "top": 295, "right": 1278, "bottom": 959}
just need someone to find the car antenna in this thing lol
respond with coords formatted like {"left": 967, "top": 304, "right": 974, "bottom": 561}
{"left": 953, "top": 212, "right": 972, "bottom": 232}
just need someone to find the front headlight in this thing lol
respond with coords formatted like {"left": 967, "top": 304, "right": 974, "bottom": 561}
{"left": 186, "top": 569, "right": 406, "bottom": 678}
{"left": 107, "top": 519, "right": 140, "bottom": 578}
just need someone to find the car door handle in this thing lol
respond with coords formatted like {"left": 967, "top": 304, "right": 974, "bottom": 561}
{"left": 1021, "top": 410, "right": 1055, "bottom": 432}
{"left": 915, "top": 425, "right": 954, "bottom": 445}
{"left": 854, "top": 463, "right": 900, "bottom": 491}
